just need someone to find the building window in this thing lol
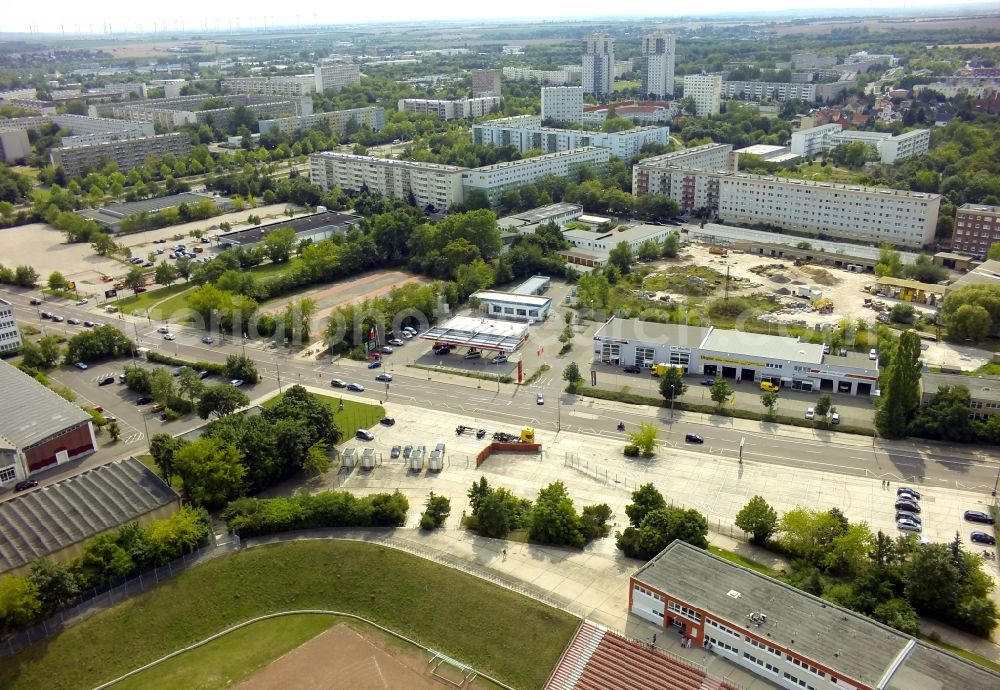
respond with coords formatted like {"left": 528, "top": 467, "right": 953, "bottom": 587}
{"left": 0, "top": 466, "right": 16, "bottom": 483}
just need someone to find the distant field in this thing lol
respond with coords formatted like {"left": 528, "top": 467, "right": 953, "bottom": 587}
{"left": 613, "top": 80, "right": 640, "bottom": 92}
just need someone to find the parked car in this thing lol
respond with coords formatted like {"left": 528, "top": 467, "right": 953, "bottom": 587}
{"left": 897, "top": 518, "right": 922, "bottom": 533}
{"left": 390, "top": 445, "right": 401, "bottom": 459}
{"left": 760, "top": 381, "right": 779, "bottom": 392}
{"left": 895, "top": 511, "right": 922, "bottom": 525}
{"left": 402, "top": 327, "right": 417, "bottom": 336}
{"left": 536, "top": 393, "right": 544, "bottom": 405}
{"left": 805, "top": 407, "right": 815, "bottom": 420}
{"left": 971, "top": 531, "right": 997, "bottom": 545}
{"left": 367, "top": 360, "right": 381, "bottom": 369}
{"left": 701, "top": 378, "right": 715, "bottom": 386}
{"left": 869, "top": 348, "right": 878, "bottom": 360}
{"left": 356, "top": 429, "right": 375, "bottom": 441}
{"left": 30, "top": 298, "right": 42, "bottom": 305}
{"left": 964, "top": 510, "right": 995, "bottom": 525}
{"left": 387, "top": 338, "right": 404, "bottom": 347}
{"left": 402, "top": 445, "right": 413, "bottom": 460}
{"left": 896, "top": 487, "right": 922, "bottom": 500}
{"left": 198, "top": 371, "right": 209, "bottom": 379}
{"left": 75, "top": 362, "right": 88, "bottom": 370}
{"left": 623, "top": 365, "right": 641, "bottom": 374}
{"left": 202, "top": 336, "right": 214, "bottom": 344}
{"left": 98, "top": 375, "right": 115, "bottom": 386}
{"left": 433, "top": 347, "right": 450, "bottom": 355}
{"left": 380, "top": 417, "right": 396, "bottom": 426}
{"left": 14, "top": 480, "right": 38, "bottom": 492}
{"left": 894, "top": 500, "right": 920, "bottom": 514}
{"left": 378, "top": 346, "right": 394, "bottom": 354}
{"left": 83, "top": 320, "right": 94, "bottom": 327}
{"left": 685, "top": 433, "right": 704, "bottom": 444}
{"left": 162, "top": 332, "right": 176, "bottom": 340}
{"left": 330, "top": 379, "right": 347, "bottom": 388}
{"left": 830, "top": 412, "right": 841, "bottom": 425}
{"left": 150, "top": 403, "right": 165, "bottom": 413}
{"left": 40, "top": 311, "right": 51, "bottom": 319}
{"left": 229, "top": 379, "right": 245, "bottom": 387}
{"left": 464, "top": 350, "right": 482, "bottom": 359}
{"left": 375, "top": 373, "right": 393, "bottom": 383}
{"left": 75, "top": 299, "right": 88, "bottom": 306}
{"left": 172, "top": 367, "right": 185, "bottom": 377}
{"left": 51, "top": 315, "right": 64, "bottom": 322}
{"left": 493, "top": 354, "right": 508, "bottom": 364}
{"left": 897, "top": 489, "right": 920, "bottom": 504}
{"left": 346, "top": 383, "right": 365, "bottom": 392}
{"left": 136, "top": 396, "right": 154, "bottom": 405}
{"left": 67, "top": 318, "right": 80, "bottom": 325}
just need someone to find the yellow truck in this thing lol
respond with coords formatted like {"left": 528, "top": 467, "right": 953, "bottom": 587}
{"left": 650, "top": 363, "right": 672, "bottom": 377}
{"left": 759, "top": 381, "right": 780, "bottom": 393}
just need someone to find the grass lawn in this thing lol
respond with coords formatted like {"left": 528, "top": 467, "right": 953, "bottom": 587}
{"left": 263, "top": 391, "right": 385, "bottom": 440}
{"left": 115, "top": 282, "right": 192, "bottom": 316}
{"left": 0, "top": 541, "right": 579, "bottom": 690}
{"left": 708, "top": 546, "right": 782, "bottom": 578}
{"left": 113, "top": 614, "right": 335, "bottom": 690}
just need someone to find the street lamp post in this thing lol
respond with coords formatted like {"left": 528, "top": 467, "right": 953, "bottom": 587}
{"left": 992, "top": 461, "right": 1000, "bottom": 497}
{"left": 669, "top": 385, "right": 675, "bottom": 420}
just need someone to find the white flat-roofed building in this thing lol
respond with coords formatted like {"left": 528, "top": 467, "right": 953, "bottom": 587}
{"left": 222, "top": 75, "right": 315, "bottom": 97}
{"left": 258, "top": 106, "right": 385, "bottom": 137}
{"left": 398, "top": 97, "right": 501, "bottom": 121}
{"left": 733, "top": 144, "right": 792, "bottom": 161}
{"left": 309, "top": 151, "right": 467, "bottom": 210}
{"left": 462, "top": 147, "right": 610, "bottom": 205}
{"left": 632, "top": 143, "right": 734, "bottom": 205}
{"left": 792, "top": 124, "right": 930, "bottom": 163}
{"left": 420, "top": 315, "right": 532, "bottom": 351}
{"left": 683, "top": 74, "right": 722, "bottom": 116}
{"left": 502, "top": 66, "right": 579, "bottom": 85}
{"left": 498, "top": 202, "right": 583, "bottom": 234}
{"left": 0, "top": 298, "right": 22, "bottom": 354}
{"left": 722, "top": 81, "right": 817, "bottom": 103}
{"left": 879, "top": 128, "right": 931, "bottom": 164}
{"left": 314, "top": 62, "right": 361, "bottom": 92}
{"left": 564, "top": 223, "right": 675, "bottom": 258}
{"left": 582, "top": 34, "right": 615, "bottom": 98}
{"left": 472, "top": 119, "right": 669, "bottom": 159}
{"left": 790, "top": 123, "right": 841, "bottom": 157}
{"left": 593, "top": 317, "right": 709, "bottom": 370}
{"left": 470, "top": 291, "right": 552, "bottom": 322}
{"left": 641, "top": 32, "right": 676, "bottom": 98}
{"left": 541, "top": 86, "right": 584, "bottom": 124}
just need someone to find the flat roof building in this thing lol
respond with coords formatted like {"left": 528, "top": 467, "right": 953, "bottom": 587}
{"left": 946, "top": 258, "right": 1000, "bottom": 293}
{"left": 0, "top": 298, "right": 22, "bottom": 354}
{"left": 594, "top": 318, "right": 711, "bottom": 370}
{"left": 218, "top": 210, "right": 362, "bottom": 248}
{"left": 77, "top": 192, "right": 232, "bottom": 233}
{"left": 470, "top": 69, "right": 502, "bottom": 98}
{"left": 398, "top": 97, "right": 501, "bottom": 121}
{"left": 952, "top": 203, "right": 1000, "bottom": 258}
{"left": 641, "top": 32, "right": 677, "bottom": 99}
{"left": 50, "top": 132, "right": 191, "bottom": 179}
{"left": 462, "top": 147, "right": 610, "bottom": 205}
{"left": 563, "top": 223, "right": 675, "bottom": 258}
{"left": 314, "top": 62, "right": 361, "bottom": 92}
{"left": 471, "top": 290, "right": 553, "bottom": 322}
{"left": 473, "top": 118, "right": 669, "bottom": 160}
{"left": 582, "top": 34, "right": 615, "bottom": 98}
{"left": 722, "top": 80, "right": 818, "bottom": 103}
{"left": 222, "top": 74, "right": 315, "bottom": 97}
{"left": 497, "top": 202, "right": 583, "bottom": 234}
{"left": 791, "top": 124, "right": 930, "bottom": 164}
{"left": 541, "top": 86, "right": 584, "bottom": 124}
{"left": 420, "top": 315, "right": 531, "bottom": 352}
{"left": 921, "top": 372, "right": 1000, "bottom": 419}
{"left": 683, "top": 74, "right": 722, "bottom": 116}
{"left": 631, "top": 540, "right": 1000, "bottom": 690}
{"left": 258, "top": 106, "right": 386, "bottom": 137}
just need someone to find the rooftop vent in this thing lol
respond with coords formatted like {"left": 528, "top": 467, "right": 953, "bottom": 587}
{"left": 726, "top": 589, "right": 742, "bottom": 599}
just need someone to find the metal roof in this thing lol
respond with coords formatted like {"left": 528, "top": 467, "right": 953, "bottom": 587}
{"left": 218, "top": 210, "right": 362, "bottom": 246}
{"left": 701, "top": 329, "right": 825, "bottom": 363}
{"left": 635, "top": 542, "right": 1000, "bottom": 690}
{"left": 420, "top": 316, "right": 529, "bottom": 352}
{"left": 0, "top": 457, "right": 179, "bottom": 574}
{"left": 472, "top": 291, "right": 552, "bottom": 308}
{"left": 0, "top": 360, "right": 92, "bottom": 451}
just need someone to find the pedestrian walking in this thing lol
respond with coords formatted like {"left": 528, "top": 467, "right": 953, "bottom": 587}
{"left": 502, "top": 548, "right": 507, "bottom": 561}
{"left": 652, "top": 633, "right": 657, "bottom": 645}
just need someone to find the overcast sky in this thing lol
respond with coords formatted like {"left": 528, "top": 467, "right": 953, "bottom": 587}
{"left": 5, "top": 1, "right": 998, "bottom": 35}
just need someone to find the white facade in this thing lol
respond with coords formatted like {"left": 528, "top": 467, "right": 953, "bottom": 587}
{"left": 722, "top": 81, "right": 817, "bottom": 103}
{"left": 563, "top": 224, "right": 674, "bottom": 257}
{"left": 792, "top": 124, "right": 930, "bottom": 163}
{"left": 309, "top": 152, "right": 467, "bottom": 210}
{"left": 790, "top": 124, "right": 841, "bottom": 157}
{"left": 632, "top": 143, "right": 734, "bottom": 202}
{"left": 541, "top": 86, "right": 584, "bottom": 124}
{"left": 222, "top": 75, "right": 315, "bottom": 97}
{"left": 314, "top": 63, "right": 361, "bottom": 93}
{"left": 582, "top": 34, "right": 615, "bottom": 98}
{"left": 472, "top": 119, "right": 669, "bottom": 159}
{"left": 502, "top": 66, "right": 579, "bottom": 85}
{"left": 879, "top": 128, "right": 931, "bottom": 164}
{"left": 462, "top": 147, "right": 611, "bottom": 204}
{"left": 398, "top": 97, "right": 501, "bottom": 121}
{"left": 258, "top": 107, "right": 386, "bottom": 137}
{"left": 641, "top": 33, "right": 676, "bottom": 98}
{"left": 0, "top": 299, "right": 22, "bottom": 354}
{"left": 683, "top": 75, "right": 722, "bottom": 116}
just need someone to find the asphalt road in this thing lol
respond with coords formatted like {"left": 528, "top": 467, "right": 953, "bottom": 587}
{"left": 5, "top": 287, "right": 1000, "bottom": 494}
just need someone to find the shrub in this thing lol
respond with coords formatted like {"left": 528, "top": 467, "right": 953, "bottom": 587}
{"left": 624, "top": 444, "right": 640, "bottom": 457}
{"left": 222, "top": 490, "right": 410, "bottom": 538}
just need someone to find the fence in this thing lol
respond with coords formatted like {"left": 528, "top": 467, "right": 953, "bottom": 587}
{"left": 0, "top": 537, "right": 240, "bottom": 660}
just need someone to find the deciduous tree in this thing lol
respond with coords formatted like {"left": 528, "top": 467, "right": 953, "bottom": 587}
{"left": 735, "top": 495, "right": 778, "bottom": 545}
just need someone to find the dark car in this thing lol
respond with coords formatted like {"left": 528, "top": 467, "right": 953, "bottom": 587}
{"left": 197, "top": 370, "right": 210, "bottom": 379}
{"left": 623, "top": 365, "right": 641, "bottom": 374}
{"left": 375, "top": 373, "right": 393, "bottom": 383}
{"left": 970, "top": 531, "right": 997, "bottom": 545}
{"left": 356, "top": 429, "right": 375, "bottom": 442}
{"left": 433, "top": 347, "right": 451, "bottom": 355}
{"left": 964, "top": 510, "right": 995, "bottom": 525}
{"left": 701, "top": 378, "right": 715, "bottom": 386}
{"left": 896, "top": 487, "right": 922, "bottom": 500}
{"left": 330, "top": 379, "right": 347, "bottom": 388}
{"left": 895, "top": 511, "right": 922, "bottom": 525}
{"left": 685, "top": 433, "right": 704, "bottom": 444}
{"left": 346, "top": 383, "right": 365, "bottom": 392}
{"left": 30, "top": 298, "right": 42, "bottom": 305}
{"left": 380, "top": 417, "right": 396, "bottom": 426}
{"left": 14, "top": 480, "right": 38, "bottom": 492}
{"left": 894, "top": 500, "right": 920, "bottom": 514}
{"left": 40, "top": 311, "right": 51, "bottom": 319}
{"left": 390, "top": 445, "right": 401, "bottom": 459}
{"left": 367, "top": 360, "right": 381, "bottom": 369}
{"left": 136, "top": 396, "right": 154, "bottom": 405}
{"left": 402, "top": 445, "right": 413, "bottom": 460}
{"left": 98, "top": 375, "right": 115, "bottom": 386}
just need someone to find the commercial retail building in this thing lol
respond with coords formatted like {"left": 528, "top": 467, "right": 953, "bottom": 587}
{"left": 471, "top": 289, "right": 552, "bottom": 322}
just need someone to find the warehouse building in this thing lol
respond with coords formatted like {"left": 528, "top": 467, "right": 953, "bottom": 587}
{"left": 218, "top": 209, "right": 362, "bottom": 248}
{"left": 0, "top": 359, "right": 97, "bottom": 486}
{"left": 593, "top": 318, "right": 710, "bottom": 371}
{"left": 0, "top": 457, "right": 178, "bottom": 576}
{"left": 77, "top": 192, "right": 232, "bottom": 233}
{"left": 630, "top": 541, "right": 1000, "bottom": 690}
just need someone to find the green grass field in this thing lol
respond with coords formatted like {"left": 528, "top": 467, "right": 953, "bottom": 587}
{"left": 0, "top": 541, "right": 578, "bottom": 690}
{"left": 263, "top": 391, "right": 385, "bottom": 441}
{"left": 112, "top": 614, "right": 336, "bottom": 690}
{"left": 115, "top": 282, "right": 193, "bottom": 316}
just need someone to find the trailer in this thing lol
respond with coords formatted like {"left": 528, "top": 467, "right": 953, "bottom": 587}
{"left": 341, "top": 447, "right": 356, "bottom": 469}
{"left": 361, "top": 448, "right": 376, "bottom": 470}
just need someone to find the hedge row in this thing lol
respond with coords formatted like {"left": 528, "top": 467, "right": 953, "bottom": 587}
{"left": 222, "top": 491, "right": 410, "bottom": 538}
{"left": 146, "top": 351, "right": 227, "bottom": 376}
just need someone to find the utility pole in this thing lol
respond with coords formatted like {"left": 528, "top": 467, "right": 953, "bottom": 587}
{"left": 724, "top": 265, "right": 730, "bottom": 301}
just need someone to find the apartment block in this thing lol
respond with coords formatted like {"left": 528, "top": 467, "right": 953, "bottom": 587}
{"left": 541, "top": 86, "right": 584, "bottom": 124}
{"left": 632, "top": 143, "right": 735, "bottom": 197}
{"left": 641, "top": 33, "right": 676, "bottom": 98}
{"left": 473, "top": 118, "right": 669, "bottom": 159}
{"left": 790, "top": 123, "right": 841, "bottom": 157}
{"left": 314, "top": 62, "right": 361, "bottom": 93}
{"left": 502, "top": 66, "right": 581, "bottom": 85}
{"left": 50, "top": 132, "right": 192, "bottom": 178}
{"left": 0, "top": 131, "right": 30, "bottom": 162}
{"left": 683, "top": 75, "right": 722, "bottom": 116}
{"left": 309, "top": 151, "right": 467, "bottom": 210}
{"left": 878, "top": 128, "right": 931, "bottom": 164}
{"left": 258, "top": 107, "right": 386, "bottom": 137}
{"left": 222, "top": 75, "right": 316, "bottom": 97}
{"left": 582, "top": 34, "right": 615, "bottom": 98}
{"left": 952, "top": 203, "right": 1000, "bottom": 257}
{"left": 397, "top": 97, "right": 501, "bottom": 121}
{"left": 462, "top": 147, "right": 611, "bottom": 204}
{"left": 470, "top": 69, "right": 502, "bottom": 97}
{"left": 0, "top": 299, "right": 22, "bottom": 354}
{"left": 721, "top": 81, "right": 817, "bottom": 103}
{"left": 791, "top": 124, "right": 930, "bottom": 164}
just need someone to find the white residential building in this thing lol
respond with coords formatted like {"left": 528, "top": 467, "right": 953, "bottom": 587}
{"left": 791, "top": 124, "right": 930, "bottom": 163}
{"left": 222, "top": 75, "right": 315, "bottom": 97}
{"left": 309, "top": 152, "right": 467, "bottom": 211}
{"left": 721, "top": 81, "right": 818, "bottom": 103}
{"left": 790, "top": 123, "right": 841, "bottom": 157}
{"left": 258, "top": 107, "right": 386, "bottom": 137}
{"left": 314, "top": 62, "right": 361, "bottom": 93}
{"left": 641, "top": 33, "right": 676, "bottom": 98}
{"left": 397, "top": 97, "right": 501, "bottom": 121}
{"left": 462, "top": 147, "right": 611, "bottom": 204}
{"left": 50, "top": 132, "right": 192, "bottom": 178}
{"left": 541, "top": 86, "right": 584, "bottom": 124}
{"left": 879, "top": 128, "right": 931, "bottom": 164}
{"left": 683, "top": 75, "right": 722, "bottom": 116}
{"left": 501, "top": 66, "right": 579, "bottom": 85}
{"left": 632, "top": 143, "right": 735, "bottom": 202}
{"left": 0, "top": 299, "right": 22, "bottom": 354}
{"left": 472, "top": 118, "right": 669, "bottom": 159}
{"left": 582, "top": 34, "right": 615, "bottom": 98}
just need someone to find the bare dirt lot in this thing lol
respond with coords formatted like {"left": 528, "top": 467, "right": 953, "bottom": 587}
{"left": 234, "top": 623, "right": 475, "bottom": 690}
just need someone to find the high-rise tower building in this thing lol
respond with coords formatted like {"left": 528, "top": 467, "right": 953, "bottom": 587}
{"left": 582, "top": 34, "right": 615, "bottom": 98}
{"left": 641, "top": 33, "right": 676, "bottom": 98}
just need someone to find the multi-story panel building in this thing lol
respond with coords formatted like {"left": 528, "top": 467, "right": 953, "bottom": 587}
{"left": 790, "top": 123, "right": 842, "bottom": 157}
{"left": 50, "top": 132, "right": 192, "bottom": 178}
{"left": 791, "top": 124, "right": 930, "bottom": 163}
{"left": 683, "top": 75, "right": 722, "bottom": 116}
{"left": 470, "top": 69, "right": 502, "bottom": 97}
{"left": 582, "top": 34, "right": 615, "bottom": 98}
{"left": 397, "top": 97, "right": 501, "bottom": 121}
{"left": 0, "top": 131, "right": 31, "bottom": 162}
{"left": 952, "top": 203, "right": 1000, "bottom": 256}
{"left": 632, "top": 143, "right": 734, "bottom": 201}
{"left": 462, "top": 147, "right": 610, "bottom": 204}
{"left": 309, "top": 152, "right": 467, "bottom": 210}
{"left": 0, "top": 298, "right": 22, "bottom": 354}
{"left": 314, "top": 62, "right": 361, "bottom": 92}
{"left": 721, "top": 81, "right": 818, "bottom": 103}
{"left": 258, "top": 106, "right": 386, "bottom": 137}
{"left": 878, "top": 128, "right": 931, "bottom": 164}
{"left": 222, "top": 75, "right": 315, "bottom": 97}
{"left": 540, "top": 86, "right": 584, "bottom": 124}
{"left": 501, "top": 66, "right": 580, "bottom": 85}
{"left": 472, "top": 118, "right": 669, "bottom": 159}
{"left": 641, "top": 33, "right": 676, "bottom": 98}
